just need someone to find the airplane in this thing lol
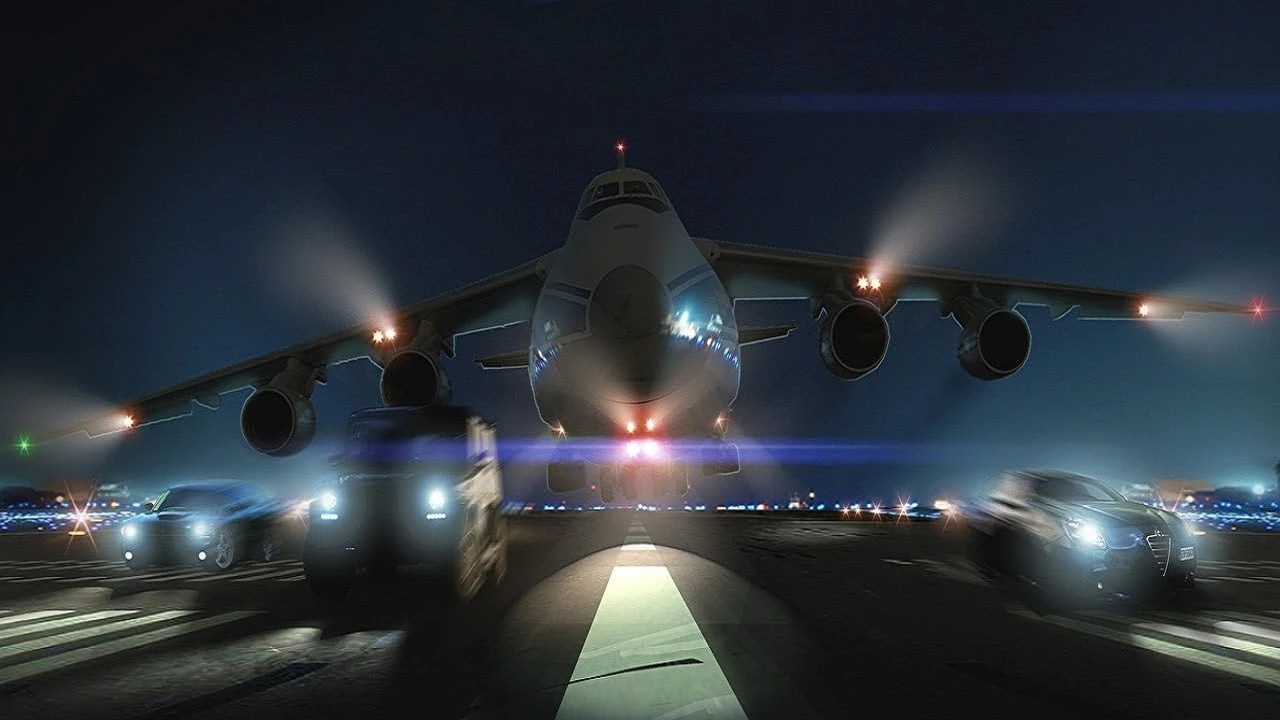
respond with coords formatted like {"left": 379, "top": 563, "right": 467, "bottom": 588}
{"left": 30, "top": 143, "right": 1260, "bottom": 502}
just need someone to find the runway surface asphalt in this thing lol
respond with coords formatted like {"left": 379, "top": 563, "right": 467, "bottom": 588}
{"left": 1, "top": 511, "right": 1279, "bottom": 719}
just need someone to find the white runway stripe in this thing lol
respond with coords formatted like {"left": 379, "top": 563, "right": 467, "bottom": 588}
{"left": 231, "top": 568, "right": 302, "bottom": 582}
{"left": 0, "top": 610, "right": 138, "bottom": 643}
{"left": 10, "top": 577, "right": 61, "bottom": 584}
{"left": 880, "top": 558, "right": 913, "bottom": 565}
{"left": 1011, "top": 608, "right": 1280, "bottom": 688}
{"left": 144, "top": 570, "right": 216, "bottom": 583}
{"left": 55, "top": 576, "right": 109, "bottom": 584}
{"left": 0, "top": 610, "right": 258, "bottom": 688}
{"left": 0, "top": 610, "right": 75, "bottom": 628}
{"left": 620, "top": 544, "right": 657, "bottom": 551}
{"left": 188, "top": 566, "right": 284, "bottom": 582}
{"left": 0, "top": 611, "right": 198, "bottom": 662}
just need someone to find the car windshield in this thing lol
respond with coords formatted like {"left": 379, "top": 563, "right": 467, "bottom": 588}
{"left": 1039, "top": 475, "right": 1124, "bottom": 503}
{"left": 154, "top": 488, "right": 226, "bottom": 511}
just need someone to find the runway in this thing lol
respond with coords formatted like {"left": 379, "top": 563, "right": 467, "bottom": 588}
{"left": 2, "top": 512, "right": 1280, "bottom": 719}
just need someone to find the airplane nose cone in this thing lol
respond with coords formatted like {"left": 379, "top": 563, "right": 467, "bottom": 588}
{"left": 589, "top": 265, "right": 671, "bottom": 339}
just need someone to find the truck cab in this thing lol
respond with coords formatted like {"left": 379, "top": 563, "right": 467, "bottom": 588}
{"left": 303, "top": 405, "right": 508, "bottom": 599}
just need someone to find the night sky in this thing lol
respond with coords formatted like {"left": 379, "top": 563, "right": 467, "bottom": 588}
{"left": 4, "top": 2, "right": 1278, "bottom": 504}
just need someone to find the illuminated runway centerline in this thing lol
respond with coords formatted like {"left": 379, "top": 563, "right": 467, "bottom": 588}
{"left": 556, "top": 564, "right": 747, "bottom": 720}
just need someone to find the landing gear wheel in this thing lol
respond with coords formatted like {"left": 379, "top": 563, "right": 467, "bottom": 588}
{"left": 303, "top": 538, "right": 355, "bottom": 598}
{"left": 208, "top": 529, "right": 240, "bottom": 573}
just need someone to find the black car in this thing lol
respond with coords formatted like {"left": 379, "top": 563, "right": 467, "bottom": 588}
{"left": 967, "top": 469, "right": 1197, "bottom": 598}
{"left": 119, "top": 481, "right": 293, "bottom": 573}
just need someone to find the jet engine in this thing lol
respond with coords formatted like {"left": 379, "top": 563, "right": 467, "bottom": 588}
{"left": 380, "top": 349, "right": 452, "bottom": 406}
{"left": 950, "top": 291, "right": 1032, "bottom": 380}
{"left": 818, "top": 298, "right": 890, "bottom": 380}
{"left": 240, "top": 386, "right": 316, "bottom": 457}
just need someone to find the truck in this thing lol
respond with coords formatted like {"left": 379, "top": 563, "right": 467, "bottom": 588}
{"left": 302, "top": 405, "right": 508, "bottom": 599}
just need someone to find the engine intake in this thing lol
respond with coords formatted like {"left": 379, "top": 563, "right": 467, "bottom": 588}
{"left": 380, "top": 349, "right": 452, "bottom": 406}
{"left": 957, "top": 307, "right": 1031, "bottom": 380}
{"left": 240, "top": 387, "right": 316, "bottom": 457}
{"left": 818, "top": 298, "right": 890, "bottom": 380}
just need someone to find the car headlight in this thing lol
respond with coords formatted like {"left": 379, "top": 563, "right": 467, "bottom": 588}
{"left": 1064, "top": 518, "right": 1107, "bottom": 550}
{"left": 192, "top": 522, "right": 211, "bottom": 537}
{"left": 427, "top": 488, "right": 446, "bottom": 511}
{"left": 122, "top": 524, "right": 138, "bottom": 540}
{"left": 319, "top": 491, "right": 339, "bottom": 511}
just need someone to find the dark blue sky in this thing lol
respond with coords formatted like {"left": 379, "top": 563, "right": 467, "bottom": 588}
{"left": 3, "top": 1, "right": 1278, "bottom": 503}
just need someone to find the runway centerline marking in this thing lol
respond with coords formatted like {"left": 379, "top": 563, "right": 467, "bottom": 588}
{"left": 555, "top": 566, "right": 747, "bottom": 720}
{"left": 0, "top": 610, "right": 138, "bottom": 643}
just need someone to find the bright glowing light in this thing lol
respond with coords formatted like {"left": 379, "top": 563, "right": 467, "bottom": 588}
{"left": 616, "top": 142, "right": 625, "bottom": 153}
{"left": 192, "top": 522, "right": 210, "bottom": 537}
{"left": 552, "top": 423, "right": 567, "bottom": 437}
{"left": 626, "top": 421, "right": 637, "bottom": 434}
{"left": 1253, "top": 484, "right": 1266, "bottom": 496}
{"left": 197, "top": 551, "right": 207, "bottom": 561}
{"left": 1252, "top": 298, "right": 1267, "bottom": 321}
{"left": 714, "top": 414, "right": 726, "bottom": 428}
{"left": 625, "top": 440, "right": 640, "bottom": 458}
{"left": 372, "top": 330, "right": 385, "bottom": 343}
{"left": 645, "top": 418, "right": 656, "bottom": 432}
{"left": 642, "top": 439, "right": 660, "bottom": 458}
{"left": 123, "top": 551, "right": 133, "bottom": 561}
{"left": 856, "top": 276, "right": 870, "bottom": 290}
{"left": 319, "top": 492, "right": 338, "bottom": 511}
{"left": 1138, "top": 303, "right": 1150, "bottom": 317}
{"left": 121, "top": 414, "right": 135, "bottom": 428}
{"left": 808, "top": 491, "right": 815, "bottom": 499}
{"left": 15, "top": 434, "right": 31, "bottom": 456}
{"left": 428, "top": 488, "right": 447, "bottom": 510}
{"left": 384, "top": 327, "right": 397, "bottom": 340}
{"left": 122, "top": 524, "right": 137, "bottom": 540}
{"left": 869, "top": 275, "right": 881, "bottom": 290}
{"left": 934, "top": 499, "right": 952, "bottom": 511}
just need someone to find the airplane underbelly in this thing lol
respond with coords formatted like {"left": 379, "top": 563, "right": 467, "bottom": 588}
{"left": 531, "top": 334, "right": 738, "bottom": 437}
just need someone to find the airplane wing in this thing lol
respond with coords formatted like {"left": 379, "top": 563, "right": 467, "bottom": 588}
{"left": 35, "top": 250, "right": 559, "bottom": 442}
{"left": 694, "top": 238, "right": 1254, "bottom": 320}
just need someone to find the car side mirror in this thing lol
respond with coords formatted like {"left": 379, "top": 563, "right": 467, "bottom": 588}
{"left": 143, "top": 502, "right": 154, "bottom": 513}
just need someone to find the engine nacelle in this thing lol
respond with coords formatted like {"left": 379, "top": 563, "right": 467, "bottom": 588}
{"left": 380, "top": 349, "right": 452, "bottom": 406}
{"left": 240, "top": 387, "right": 316, "bottom": 457}
{"left": 957, "top": 307, "right": 1032, "bottom": 380}
{"left": 818, "top": 298, "right": 890, "bottom": 380}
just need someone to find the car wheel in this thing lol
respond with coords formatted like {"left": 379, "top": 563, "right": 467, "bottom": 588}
{"left": 260, "top": 530, "right": 281, "bottom": 562}
{"left": 209, "top": 528, "right": 239, "bottom": 573}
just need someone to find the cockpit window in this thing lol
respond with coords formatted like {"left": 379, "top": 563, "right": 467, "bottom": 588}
{"left": 589, "top": 182, "right": 620, "bottom": 202}
{"left": 623, "top": 180, "right": 651, "bottom": 195}
{"left": 649, "top": 183, "right": 666, "bottom": 200}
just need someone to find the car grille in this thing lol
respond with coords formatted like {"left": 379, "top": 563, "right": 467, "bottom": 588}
{"left": 1146, "top": 533, "right": 1171, "bottom": 576}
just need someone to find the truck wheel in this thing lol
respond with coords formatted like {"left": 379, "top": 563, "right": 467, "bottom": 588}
{"left": 303, "top": 537, "right": 355, "bottom": 598}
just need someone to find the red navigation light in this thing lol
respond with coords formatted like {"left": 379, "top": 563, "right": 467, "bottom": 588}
{"left": 1251, "top": 297, "right": 1267, "bottom": 322}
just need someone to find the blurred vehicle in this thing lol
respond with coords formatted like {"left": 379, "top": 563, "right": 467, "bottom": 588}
{"left": 119, "top": 481, "right": 293, "bottom": 572}
{"left": 303, "top": 405, "right": 508, "bottom": 600}
{"left": 967, "top": 469, "right": 1197, "bottom": 598}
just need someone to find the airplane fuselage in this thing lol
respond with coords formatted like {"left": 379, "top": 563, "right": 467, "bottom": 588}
{"left": 528, "top": 168, "right": 740, "bottom": 445}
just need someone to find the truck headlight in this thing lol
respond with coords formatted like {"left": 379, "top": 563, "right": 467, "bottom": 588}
{"left": 427, "top": 489, "right": 446, "bottom": 511}
{"left": 1064, "top": 518, "right": 1107, "bottom": 550}
{"left": 319, "top": 491, "right": 339, "bottom": 511}
{"left": 122, "top": 524, "right": 138, "bottom": 540}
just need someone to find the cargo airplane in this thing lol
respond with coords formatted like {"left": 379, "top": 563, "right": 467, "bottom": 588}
{"left": 31, "top": 144, "right": 1259, "bottom": 501}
